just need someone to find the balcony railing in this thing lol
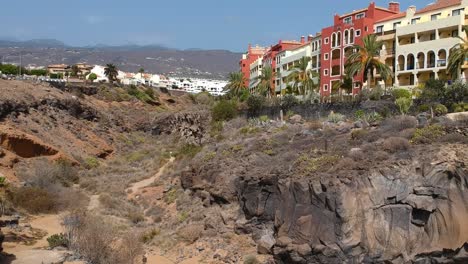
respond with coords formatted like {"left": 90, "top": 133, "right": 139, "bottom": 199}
{"left": 437, "top": 60, "right": 447, "bottom": 67}
{"left": 379, "top": 49, "right": 395, "bottom": 56}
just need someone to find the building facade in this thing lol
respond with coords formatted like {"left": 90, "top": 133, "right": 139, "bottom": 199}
{"left": 274, "top": 34, "right": 321, "bottom": 94}
{"left": 319, "top": 2, "right": 401, "bottom": 99}
{"left": 239, "top": 45, "right": 267, "bottom": 88}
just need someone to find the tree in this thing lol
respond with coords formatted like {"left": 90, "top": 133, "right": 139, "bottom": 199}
{"left": 225, "top": 72, "right": 247, "bottom": 97}
{"left": 286, "top": 56, "right": 319, "bottom": 96}
{"left": 88, "top": 73, "right": 97, "bottom": 82}
{"left": 104, "top": 64, "right": 118, "bottom": 83}
{"left": 256, "top": 66, "right": 275, "bottom": 97}
{"left": 71, "top": 65, "right": 79, "bottom": 77}
{"left": 332, "top": 75, "right": 353, "bottom": 101}
{"left": 345, "top": 34, "right": 393, "bottom": 90}
{"left": 447, "top": 25, "right": 468, "bottom": 80}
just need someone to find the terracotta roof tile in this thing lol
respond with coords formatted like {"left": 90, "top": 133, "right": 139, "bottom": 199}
{"left": 415, "top": 0, "right": 462, "bottom": 14}
{"left": 375, "top": 12, "right": 407, "bottom": 23}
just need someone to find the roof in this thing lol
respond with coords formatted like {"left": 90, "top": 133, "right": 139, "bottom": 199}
{"left": 415, "top": 0, "right": 462, "bottom": 15}
{"left": 375, "top": 12, "right": 407, "bottom": 23}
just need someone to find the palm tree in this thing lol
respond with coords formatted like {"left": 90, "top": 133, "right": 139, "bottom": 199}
{"left": 447, "top": 25, "right": 468, "bottom": 80}
{"left": 104, "top": 64, "right": 118, "bottom": 83}
{"left": 332, "top": 75, "right": 353, "bottom": 101}
{"left": 256, "top": 66, "right": 275, "bottom": 97}
{"left": 226, "top": 72, "right": 247, "bottom": 96}
{"left": 286, "top": 56, "right": 319, "bottom": 96}
{"left": 344, "top": 34, "right": 393, "bottom": 90}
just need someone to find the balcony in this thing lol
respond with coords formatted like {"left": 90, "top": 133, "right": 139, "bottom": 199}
{"left": 396, "top": 15, "right": 463, "bottom": 36}
{"left": 437, "top": 59, "right": 447, "bottom": 67}
{"left": 380, "top": 49, "right": 395, "bottom": 57}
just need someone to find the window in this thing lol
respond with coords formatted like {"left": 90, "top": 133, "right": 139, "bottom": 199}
{"left": 376, "top": 26, "right": 383, "bottom": 33}
{"left": 324, "top": 37, "right": 329, "bottom": 44}
{"left": 431, "top": 13, "right": 441, "bottom": 21}
{"left": 344, "top": 17, "right": 352, "bottom": 24}
{"left": 354, "top": 82, "right": 360, "bottom": 88}
{"left": 356, "top": 13, "right": 365, "bottom": 19}
{"left": 324, "top": 69, "right": 329, "bottom": 76}
{"left": 324, "top": 53, "right": 329, "bottom": 60}
{"left": 365, "top": 26, "right": 368, "bottom": 32}
{"left": 411, "top": 18, "right": 420, "bottom": 24}
{"left": 324, "top": 84, "right": 329, "bottom": 91}
{"left": 355, "top": 30, "right": 361, "bottom": 37}
{"left": 393, "top": 22, "right": 401, "bottom": 30}
{"left": 452, "top": 8, "right": 464, "bottom": 16}
{"left": 430, "top": 33, "right": 436, "bottom": 40}
{"left": 452, "top": 30, "right": 459, "bottom": 37}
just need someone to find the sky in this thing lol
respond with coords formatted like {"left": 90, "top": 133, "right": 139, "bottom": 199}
{"left": 2, "top": 0, "right": 434, "bottom": 52}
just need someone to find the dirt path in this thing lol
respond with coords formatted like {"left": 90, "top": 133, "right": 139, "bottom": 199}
{"left": 127, "top": 157, "right": 175, "bottom": 194}
{"left": 3, "top": 214, "right": 66, "bottom": 264}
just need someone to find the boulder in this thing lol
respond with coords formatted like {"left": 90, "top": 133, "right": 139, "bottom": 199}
{"left": 289, "top": 114, "right": 303, "bottom": 124}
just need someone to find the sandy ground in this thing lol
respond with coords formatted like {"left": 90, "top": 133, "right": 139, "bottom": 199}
{"left": 3, "top": 157, "right": 202, "bottom": 264}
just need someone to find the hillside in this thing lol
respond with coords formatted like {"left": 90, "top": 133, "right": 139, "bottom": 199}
{"left": 0, "top": 80, "right": 466, "bottom": 264}
{"left": 0, "top": 40, "right": 241, "bottom": 79}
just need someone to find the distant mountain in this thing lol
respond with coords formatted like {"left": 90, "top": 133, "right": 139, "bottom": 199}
{"left": 0, "top": 39, "right": 241, "bottom": 79}
{"left": 0, "top": 39, "right": 66, "bottom": 48}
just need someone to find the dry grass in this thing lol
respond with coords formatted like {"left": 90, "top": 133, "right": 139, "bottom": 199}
{"left": 177, "top": 224, "right": 204, "bottom": 244}
{"left": 382, "top": 137, "right": 410, "bottom": 153}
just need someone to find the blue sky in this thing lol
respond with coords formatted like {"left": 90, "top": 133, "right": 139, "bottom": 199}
{"left": 2, "top": 0, "right": 432, "bottom": 51}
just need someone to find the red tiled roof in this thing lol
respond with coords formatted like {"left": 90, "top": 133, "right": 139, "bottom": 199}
{"left": 415, "top": 0, "right": 462, "bottom": 14}
{"left": 375, "top": 12, "right": 407, "bottom": 23}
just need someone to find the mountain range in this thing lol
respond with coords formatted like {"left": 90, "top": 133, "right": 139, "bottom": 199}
{"left": 0, "top": 39, "right": 242, "bottom": 79}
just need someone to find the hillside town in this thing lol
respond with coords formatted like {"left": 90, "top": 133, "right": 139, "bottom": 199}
{"left": 239, "top": 0, "right": 468, "bottom": 101}
{"left": 0, "top": 62, "right": 228, "bottom": 96}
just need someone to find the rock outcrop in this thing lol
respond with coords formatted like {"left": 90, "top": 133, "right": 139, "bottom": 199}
{"left": 151, "top": 110, "right": 210, "bottom": 145}
{"left": 236, "top": 147, "right": 468, "bottom": 263}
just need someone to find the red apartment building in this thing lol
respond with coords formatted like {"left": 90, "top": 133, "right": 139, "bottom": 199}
{"left": 320, "top": 2, "right": 401, "bottom": 98}
{"left": 262, "top": 39, "right": 304, "bottom": 94}
{"left": 239, "top": 44, "right": 267, "bottom": 88}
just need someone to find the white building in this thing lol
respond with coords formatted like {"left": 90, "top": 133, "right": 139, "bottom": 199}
{"left": 275, "top": 34, "right": 321, "bottom": 93}
{"left": 249, "top": 57, "right": 263, "bottom": 92}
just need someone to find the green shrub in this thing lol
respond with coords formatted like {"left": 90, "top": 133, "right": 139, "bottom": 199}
{"left": 367, "top": 112, "right": 382, "bottom": 123}
{"left": 246, "top": 95, "right": 265, "bottom": 114}
{"left": 281, "top": 94, "right": 299, "bottom": 109}
{"left": 259, "top": 115, "right": 269, "bottom": 122}
{"left": 239, "top": 89, "right": 250, "bottom": 102}
{"left": 144, "top": 87, "right": 155, "bottom": 99}
{"left": 47, "top": 233, "right": 68, "bottom": 248}
{"left": 392, "top": 88, "right": 412, "bottom": 99}
{"left": 451, "top": 102, "right": 468, "bottom": 112}
{"left": 395, "top": 97, "right": 413, "bottom": 115}
{"left": 369, "top": 86, "right": 384, "bottom": 101}
{"left": 418, "top": 104, "right": 431, "bottom": 113}
{"left": 84, "top": 157, "right": 99, "bottom": 169}
{"left": 327, "top": 112, "right": 345, "bottom": 123}
{"left": 412, "top": 125, "right": 445, "bottom": 144}
{"left": 434, "top": 104, "right": 448, "bottom": 116}
{"left": 354, "top": 110, "right": 365, "bottom": 120}
{"left": 177, "top": 144, "right": 202, "bottom": 158}
{"left": 212, "top": 100, "right": 238, "bottom": 121}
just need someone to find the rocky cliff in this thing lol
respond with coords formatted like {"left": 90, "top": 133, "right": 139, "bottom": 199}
{"left": 236, "top": 145, "right": 468, "bottom": 263}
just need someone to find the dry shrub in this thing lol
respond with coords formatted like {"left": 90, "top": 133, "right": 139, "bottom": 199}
{"left": 348, "top": 149, "right": 365, "bottom": 161}
{"left": 382, "top": 137, "right": 410, "bottom": 153}
{"left": 374, "top": 151, "right": 390, "bottom": 161}
{"left": 333, "top": 157, "right": 357, "bottom": 171}
{"left": 8, "top": 187, "right": 56, "bottom": 214}
{"left": 308, "top": 121, "right": 323, "bottom": 130}
{"left": 381, "top": 116, "right": 418, "bottom": 133}
{"left": 399, "top": 128, "right": 416, "bottom": 139}
{"left": 177, "top": 224, "right": 204, "bottom": 244}
{"left": 439, "top": 133, "right": 468, "bottom": 144}
{"left": 63, "top": 211, "right": 143, "bottom": 264}
{"left": 350, "top": 129, "right": 368, "bottom": 140}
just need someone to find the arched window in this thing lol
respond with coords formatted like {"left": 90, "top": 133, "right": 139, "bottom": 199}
{"left": 350, "top": 29, "right": 355, "bottom": 43}
{"left": 331, "top": 33, "right": 337, "bottom": 47}
{"left": 344, "top": 30, "right": 349, "bottom": 45}
{"left": 337, "top": 32, "right": 342, "bottom": 46}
